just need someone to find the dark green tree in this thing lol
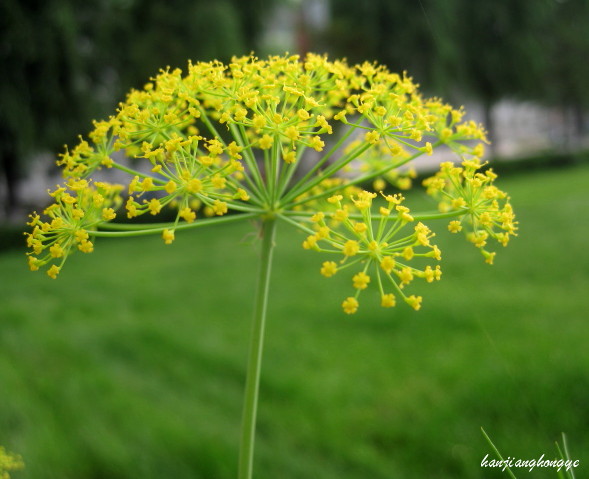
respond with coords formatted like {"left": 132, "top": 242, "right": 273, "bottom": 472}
{"left": 539, "top": 0, "right": 589, "bottom": 145}
{"left": 326, "top": 0, "right": 459, "bottom": 95}
{"left": 447, "top": 0, "right": 552, "bottom": 147}
{"left": 326, "top": 0, "right": 589, "bottom": 150}
{"left": 0, "top": 0, "right": 271, "bottom": 217}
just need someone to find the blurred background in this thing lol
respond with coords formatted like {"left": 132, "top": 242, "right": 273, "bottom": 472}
{"left": 1, "top": 1, "right": 588, "bottom": 478}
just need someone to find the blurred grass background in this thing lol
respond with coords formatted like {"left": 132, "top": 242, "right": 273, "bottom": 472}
{"left": 1, "top": 163, "right": 588, "bottom": 478}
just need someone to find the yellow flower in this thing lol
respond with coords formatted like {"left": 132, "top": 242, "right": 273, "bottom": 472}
{"left": 310, "top": 136, "right": 325, "bottom": 151}
{"left": 147, "top": 198, "right": 162, "bottom": 215}
{"left": 353, "top": 222, "right": 368, "bottom": 234}
{"left": 212, "top": 200, "right": 228, "bottom": 216}
{"left": 179, "top": 207, "right": 196, "bottom": 223}
{"left": 283, "top": 150, "right": 296, "bottom": 164}
{"left": 448, "top": 220, "right": 462, "bottom": 233}
{"left": 365, "top": 130, "right": 380, "bottom": 144}
{"left": 398, "top": 267, "right": 414, "bottom": 285}
{"left": 352, "top": 272, "right": 370, "bottom": 290}
{"left": 342, "top": 240, "right": 360, "bottom": 257}
{"left": 162, "top": 229, "right": 175, "bottom": 245}
{"left": 380, "top": 256, "right": 396, "bottom": 274}
{"left": 186, "top": 178, "right": 202, "bottom": 194}
{"left": 405, "top": 295, "right": 422, "bottom": 311}
{"left": 78, "top": 240, "right": 94, "bottom": 253}
{"left": 259, "top": 134, "right": 273, "bottom": 150}
{"left": 402, "top": 247, "right": 414, "bottom": 260}
{"left": 26, "top": 52, "right": 512, "bottom": 325}
{"left": 303, "top": 235, "right": 318, "bottom": 250}
{"left": 320, "top": 261, "right": 338, "bottom": 277}
{"left": 102, "top": 208, "right": 116, "bottom": 220}
{"left": 381, "top": 294, "right": 396, "bottom": 308}
{"left": 47, "top": 264, "right": 60, "bottom": 279}
{"left": 285, "top": 126, "right": 300, "bottom": 142}
{"left": 49, "top": 243, "right": 64, "bottom": 258}
{"left": 342, "top": 297, "right": 359, "bottom": 314}
{"left": 0, "top": 446, "right": 24, "bottom": 478}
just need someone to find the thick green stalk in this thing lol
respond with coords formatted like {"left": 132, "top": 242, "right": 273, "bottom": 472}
{"left": 238, "top": 218, "right": 277, "bottom": 479}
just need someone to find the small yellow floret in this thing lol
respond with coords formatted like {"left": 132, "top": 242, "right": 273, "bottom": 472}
{"left": 165, "top": 181, "right": 177, "bottom": 194}
{"left": 283, "top": 150, "right": 296, "bottom": 164}
{"left": 253, "top": 114, "right": 267, "bottom": 130}
{"left": 398, "top": 267, "right": 414, "bottom": 285}
{"left": 285, "top": 126, "right": 300, "bottom": 141}
{"left": 162, "top": 229, "right": 175, "bottom": 245}
{"left": 47, "top": 264, "right": 60, "bottom": 279}
{"left": 396, "top": 205, "right": 414, "bottom": 222}
{"left": 147, "top": 198, "right": 162, "bottom": 215}
{"left": 297, "top": 108, "right": 310, "bottom": 121}
{"left": 342, "top": 296, "right": 359, "bottom": 314}
{"left": 353, "top": 222, "right": 368, "bottom": 234}
{"left": 310, "top": 136, "right": 325, "bottom": 151}
{"left": 75, "top": 229, "right": 89, "bottom": 243}
{"left": 352, "top": 271, "right": 370, "bottom": 290}
{"left": 380, "top": 256, "right": 396, "bottom": 274}
{"left": 179, "top": 207, "right": 196, "bottom": 223}
{"left": 235, "top": 188, "right": 250, "bottom": 201}
{"left": 78, "top": 240, "right": 94, "bottom": 253}
{"left": 342, "top": 240, "right": 359, "bottom": 257}
{"left": 381, "top": 294, "right": 396, "bottom": 308}
{"left": 320, "top": 261, "right": 338, "bottom": 277}
{"left": 448, "top": 220, "right": 462, "bottom": 233}
{"left": 259, "top": 134, "right": 273, "bottom": 150}
{"left": 102, "top": 208, "right": 116, "bottom": 221}
{"left": 365, "top": 130, "right": 380, "bottom": 144}
{"left": 402, "top": 247, "right": 414, "bottom": 260}
{"left": 72, "top": 209, "right": 84, "bottom": 220}
{"left": 28, "top": 256, "right": 40, "bottom": 271}
{"left": 327, "top": 195, "right": 342, "bottom": 204}
{"left": 482, "top": 250, "right": 496, "bottom": 265}
{"left": 302, "top": 235, "right": 318, "bottom": 250}
{"left": 212, "top": 200, "right": 228, "bottom": 215}
{"left": 186, "top": 178, "right": 202, "bottom": 194}
{"left": 211, "top": 175, "right": 227, "bottom": 189}
{"left": 405, "top": 295, "right": 422, "bottom": 311}
{"left": 49, "top": 243, "right": 64, "bottom": 258}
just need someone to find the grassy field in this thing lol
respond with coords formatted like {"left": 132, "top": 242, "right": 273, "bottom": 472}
{"left": 1, "top": 163, "right": 588, "bottom": 478}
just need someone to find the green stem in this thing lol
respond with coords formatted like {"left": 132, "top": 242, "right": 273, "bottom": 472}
{"left": 281, "top": 208, "right": 466, "bottom": 223}
{"left": 283, "top": 122, "right": 360, "bottom": 199}
{"left": 112, "top": 162, "right": 163, "bottom": 182}
{"left": 93, "top": 212, "right": 258, "bottom": 236}
{"left": 238, "top": 217, "right": 277, "bottom": 479}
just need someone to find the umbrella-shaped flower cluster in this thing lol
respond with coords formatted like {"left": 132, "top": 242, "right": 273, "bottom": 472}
{"left": 25, "top": 53, "right": 516, "bottom": 313}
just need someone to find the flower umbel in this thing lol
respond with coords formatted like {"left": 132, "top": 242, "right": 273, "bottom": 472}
{"left": 25, "top": 52, "right": 513, "bottom": 309}
{"left": 423, "top": 158, "right": 518, "bottom": 263}
{"left": 291, "top": 191, "right": 442, "bottom": 313}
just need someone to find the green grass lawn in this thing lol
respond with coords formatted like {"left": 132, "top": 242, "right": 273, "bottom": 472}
{"left": 1, "top": 163, "right": 588, "bottom": 478}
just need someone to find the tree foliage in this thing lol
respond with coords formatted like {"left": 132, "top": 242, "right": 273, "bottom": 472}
{"left": 326, "top": 0, "right": 589, "bottom": 107}
{"left": 0, "top": 0, "right": 271, "bottom": 213}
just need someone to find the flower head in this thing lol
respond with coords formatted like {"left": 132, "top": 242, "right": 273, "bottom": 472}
{"left": 298, "top": 193, "right": 442, "bottom": 313}
{"left": 25, "top": 52, "right": 514, "bottom": 318}
{"left": 423, "top": 158, "right": 517, "bottom": 261}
